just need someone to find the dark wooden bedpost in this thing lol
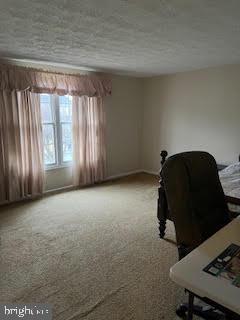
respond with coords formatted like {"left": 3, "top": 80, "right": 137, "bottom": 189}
{"left": 157, "top": 150, "right": 168, "bottom": 238}
{"left": 160, "top": 150, "right": 168, "bottom": 166}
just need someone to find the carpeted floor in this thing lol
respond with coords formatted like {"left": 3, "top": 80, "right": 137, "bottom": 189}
{"left": 0, "top": 173, "right": 187, "bottom": 319}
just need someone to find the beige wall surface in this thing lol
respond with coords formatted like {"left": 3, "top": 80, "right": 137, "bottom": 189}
{"left": 13, "top": 60, "right": 240, "bottom": 191}
{"left": 44, "top": 74, "right": 143, "bottom": 191}
{"left": 141, "top": 65, "right": 240, "bottom": 173}
{"left": 44, "top": 166, "right": 73, "bottom": 191}
{"left": 105, "top": 75, "right": 143, "bottom": 177}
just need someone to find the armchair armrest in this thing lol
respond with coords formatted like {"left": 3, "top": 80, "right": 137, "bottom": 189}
{"left": 225, "top": 195, "right": 240, "bottom": 206}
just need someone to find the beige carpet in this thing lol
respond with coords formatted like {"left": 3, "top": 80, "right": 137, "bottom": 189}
{"left": 0, "top": 173, "right": 186, "bottom": 320}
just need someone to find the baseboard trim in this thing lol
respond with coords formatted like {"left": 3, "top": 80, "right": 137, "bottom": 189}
{"left": 141, "top": 169, "right": 159, "bottom": 176}
{"left": 104, "top": 170, "right": 143, "bottom": 181}
{"left": 1, "top": 170, "right": 158, "bottom": 205}
{"left": 43, "top": 170, "right": 142, "bottom": 195}
{"left": 0, "top": 194, "right": 41, "bottom": 207}
{"left": 42, "top": 169, "right": 158, "bottom": 195}
{"left": 44, "top": 185, "right": 75, "bottom": 196}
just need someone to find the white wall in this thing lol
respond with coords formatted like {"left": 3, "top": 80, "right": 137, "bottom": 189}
{"left": 45, "top": 74, "right": 143, "bottom": 191}
{"left": 14, "top": 60, "right": 240, "bottom": 190}
{"left": 105, "top": 75, "right": 143, "bottom": 177}
{"left": 44, "top": 166, "right": 73, "bottom": 191}
{"left": 141, "top": 64, "right": 240, "bottom": 173}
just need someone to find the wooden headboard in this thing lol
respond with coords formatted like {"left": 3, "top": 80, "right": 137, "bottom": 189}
{"left": 157, "top": 150, "right": 240, "bottom": 236}
{"left": 160, "top": 150, "right": 240, "bottom": 171}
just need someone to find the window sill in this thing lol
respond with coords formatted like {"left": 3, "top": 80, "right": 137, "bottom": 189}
{"left": 45, "top": 163, "right": 72, "bottom": 171}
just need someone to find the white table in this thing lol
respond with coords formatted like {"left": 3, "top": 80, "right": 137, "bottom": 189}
{"left": 170, "top": 216, "right": 240, "bottom": 316}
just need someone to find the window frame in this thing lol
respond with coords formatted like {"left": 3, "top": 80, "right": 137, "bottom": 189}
{"left": 58, "top": 95, "right": 73, "bottom": 164}
{"left": 41, "top": 94, "right": 73, "bottom": 170}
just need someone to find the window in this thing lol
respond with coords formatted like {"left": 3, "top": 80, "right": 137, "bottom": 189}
{"left": 40, "top": 94, "right": 73, "bottom": 168}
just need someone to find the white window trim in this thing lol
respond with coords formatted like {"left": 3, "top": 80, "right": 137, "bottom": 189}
{"left": 41, "top": 94, "right": 73, "bottom": 170}
{"left": 45, "top": 163, "right": 72, "bottom": 171}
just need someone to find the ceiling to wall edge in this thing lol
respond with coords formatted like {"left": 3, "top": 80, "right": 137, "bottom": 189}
{"left": 0, "top": 57, "right": 146, "bottom": 78}
{"left": 1, "top": 57, "right": 240, "bottom": 79}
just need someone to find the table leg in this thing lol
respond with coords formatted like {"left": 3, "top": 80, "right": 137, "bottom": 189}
{"left": 187, "top": 292, "right": 194, "bottom": 320}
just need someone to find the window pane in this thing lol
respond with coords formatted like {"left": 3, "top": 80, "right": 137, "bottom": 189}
{"left": 40, "top": 94, "right": 53, "bottom": 123}
{"left": 61, "top": 123, "right": 72, "bottom": 162}
{"left": 42, "top": 124, "right": 56, "bottom": 165}
{"left": 60, "top": 95, "right": 72, "bottom": 122}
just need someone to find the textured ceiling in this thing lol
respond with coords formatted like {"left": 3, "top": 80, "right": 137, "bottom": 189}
{"left": 1, "top": 0, "right": 240, "bottom": 76}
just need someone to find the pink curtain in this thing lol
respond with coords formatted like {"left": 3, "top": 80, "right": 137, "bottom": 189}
{"left": 0, "top": 90, "right": 44, "bottom": 204}
{"left": 0, "top": 63, "right": 111, "bottom": 199}
{"left": 72, "top": 96, "right": 106, "bottom": 186}
{"left": 0, "top": 64, "right": 111, "bottom": 97}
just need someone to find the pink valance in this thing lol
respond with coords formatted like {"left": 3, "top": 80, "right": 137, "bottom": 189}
{"left": 0, "top": 64, "right": 111, "bottom": 97}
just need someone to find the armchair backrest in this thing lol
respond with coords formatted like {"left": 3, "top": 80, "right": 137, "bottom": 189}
{"left": 161, "top": 151, "right": 230, "bottom": 259}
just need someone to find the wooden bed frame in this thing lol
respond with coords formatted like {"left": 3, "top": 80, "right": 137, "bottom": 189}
{"left": 157, "top": 150, "right": 240, "bottom": 239}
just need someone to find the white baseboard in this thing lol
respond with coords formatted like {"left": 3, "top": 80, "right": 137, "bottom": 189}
{"left": 43, "top": 170, "right": 142, "bottom": 195}
{"left": 0, "top": 194, "right": 41, "bottom": 207}
{"left": 44, "top": 185, "right": 75, "bottom": 196}
{"left": 43, "top": 169, "right": 158, "bottom": 195}
{"left": 105, "top": 169, "right": 159, "bottom": 181}
{"left": 1, "top": 170, "right": 158, "bottom": 205}
{"left": 141, "top": 169, "right": 159, "bottom": 176}
{"left": 104, "top": 170, "right": 142, "bottom": 181}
